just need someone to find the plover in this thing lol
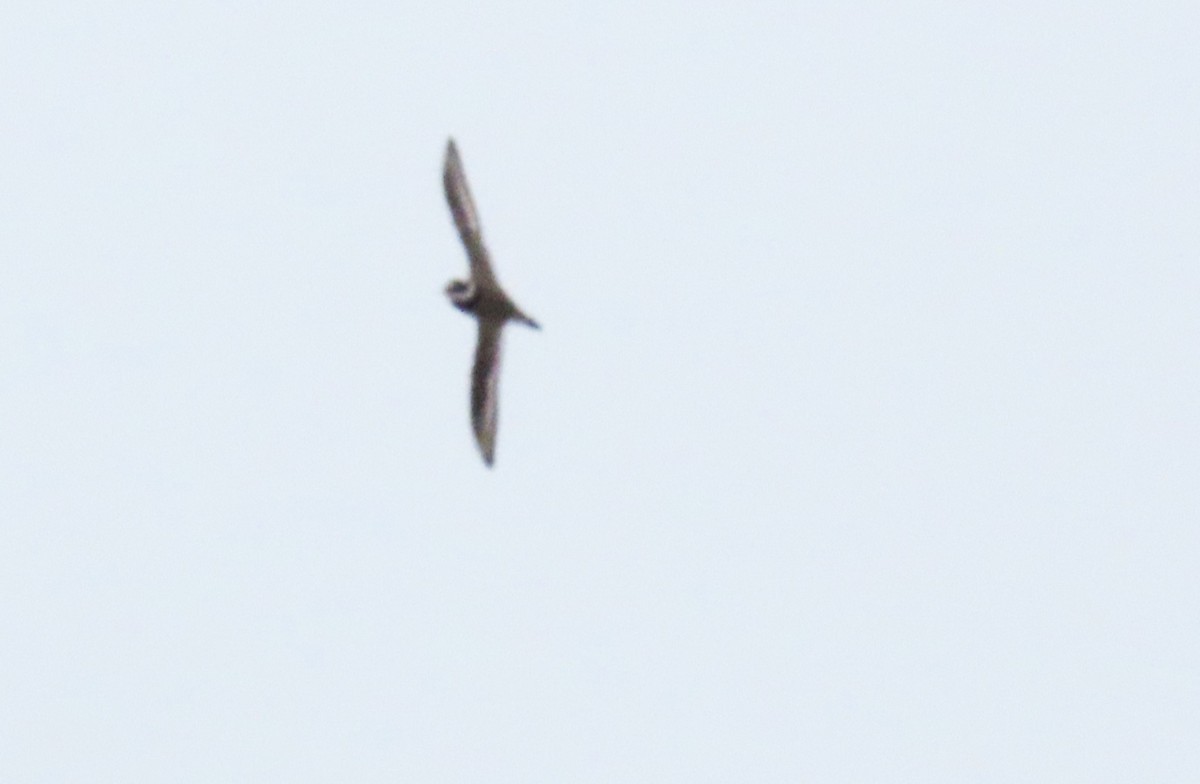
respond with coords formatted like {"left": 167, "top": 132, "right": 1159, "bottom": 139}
{"left": 442, "top": 138, "right": 539, "bottom": 467}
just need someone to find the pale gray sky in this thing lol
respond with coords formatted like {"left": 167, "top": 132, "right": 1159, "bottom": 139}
{"left": 2, "top": 2, "right": 1197, "bottom": 781}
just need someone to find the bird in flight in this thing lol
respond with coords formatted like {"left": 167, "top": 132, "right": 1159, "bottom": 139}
{"left": 442, "top": 138, "right": 540, "bottom": 467}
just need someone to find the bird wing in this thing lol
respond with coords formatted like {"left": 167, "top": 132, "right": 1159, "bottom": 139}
{"left": 443, "top": 139, "right": 497, "bottom": 287}
{"left": 470, "top": 319, "right": 504, "bottom": 466}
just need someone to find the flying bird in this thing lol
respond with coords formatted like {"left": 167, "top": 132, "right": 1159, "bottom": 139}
{"left": 442, "top": 138, "right": 539, "bottom": 467}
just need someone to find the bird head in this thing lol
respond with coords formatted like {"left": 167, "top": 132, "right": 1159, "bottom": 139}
{"left": 445, "top": 279, "right": 477, "bottom": 313}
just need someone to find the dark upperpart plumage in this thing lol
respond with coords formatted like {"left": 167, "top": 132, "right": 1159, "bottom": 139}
{"left": 442, "top": 138, "right": 539, "bottom": 466}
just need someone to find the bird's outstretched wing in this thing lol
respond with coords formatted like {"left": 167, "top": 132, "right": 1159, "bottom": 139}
{"left": 443, "top": 139, "right": 496, "bottom": 286}
{"left": 470, "top": 319, "right": 504, "bottom": 466}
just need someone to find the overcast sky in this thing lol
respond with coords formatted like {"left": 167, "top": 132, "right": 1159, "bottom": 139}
{"left": 2, "top": 2, "right": 1197, "bottom": 781}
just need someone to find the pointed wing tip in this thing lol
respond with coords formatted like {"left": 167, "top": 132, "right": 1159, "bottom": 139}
{"left": 478, "top": 441, "right": 495, "bottom": 467}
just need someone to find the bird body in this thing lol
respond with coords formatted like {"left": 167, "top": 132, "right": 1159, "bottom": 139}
{"left": 442, "top": 139, "right": 539, "bottom": 466}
